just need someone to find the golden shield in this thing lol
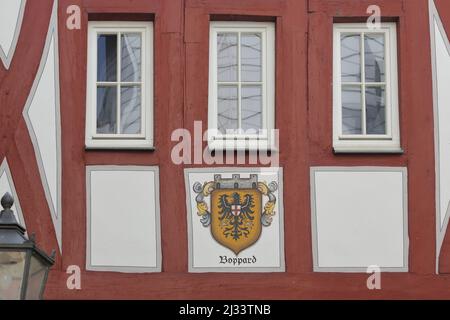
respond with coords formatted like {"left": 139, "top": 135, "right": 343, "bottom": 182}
{"left": 193, "top": 174, "right": 278, "bottom": 256}
{"left": 210, "top": 188, "right": 262, "bottom": 255}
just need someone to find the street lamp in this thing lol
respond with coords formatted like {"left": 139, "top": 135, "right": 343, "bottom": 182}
{"left": 0, "top": 192, "right": 55, "bottom": 300}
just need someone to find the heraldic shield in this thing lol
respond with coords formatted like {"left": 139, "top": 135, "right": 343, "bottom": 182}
{"left": 211, "top": 184, "right": 262, "bottom": 255}
{"left": 193, "top": 174, "right": 278, "bottom": 256}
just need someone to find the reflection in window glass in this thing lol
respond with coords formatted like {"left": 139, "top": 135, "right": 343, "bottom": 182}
{"left": 241, "top": 33, "right": 262, "bottom": 82}
{"left": 216, "top": 31, "right": 265, "bottom": 135}
{"left": 342, "top": 86, "right": 362, "bottom": 135}
{"left": 121, "top": 33, "right": 142, "bottom": 82}
{"left": 96, "top": 33, "right": 144, "bottom": 135}
{"left": 217, "top": 33, "right": 238, "bottom": 82}
{"left": 241, "top": 85, "right": 262, "bottom": 131}
{"left": 97, "top": 35, "right": 117, "bottom": 82}
{"left": 121, "top": 86, "right": 141, "bottom": 134}
{"left": 339, "top": 32, "right": 387, "bottom": 136}
{"left": 218, "top": 85, "right": 238, "bottom": 134}
{"left": 341, "top": 34, "right": 361, "bottom": 82}
{"left": 333, "top": 23, "right": 398, "bottom": 152}
{"left": 97, "top": 86, "right": 117, "bottom": 134}
{"left": 365, "top": 34, "right": 385, "bottom": 83}
{"left": 366, "top": 86, "right": 386, "bottom": 134}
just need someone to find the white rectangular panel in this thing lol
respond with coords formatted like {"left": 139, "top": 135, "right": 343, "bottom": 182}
{"left": 311, "top": 167, "right": 408, "bottom": 272}
{"left": 87, "top": 166, "right": 161, "bottom": 272}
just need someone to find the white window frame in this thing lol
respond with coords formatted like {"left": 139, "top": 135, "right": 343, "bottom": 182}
{"left": 86, "top": 21, "right": 153, "bottom": 150}
{"left": 333, "top": 23, "right": 401, "bottom": 153}
{"left": 208, "top": 21, "right": 276, "bottom": 151}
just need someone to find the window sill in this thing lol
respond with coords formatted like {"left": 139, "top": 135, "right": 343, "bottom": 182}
{"left": 208, "top": 139, "right": 278, "bottom": 152}
{"left": 85, "top": 140, "right": 155, "bottom": 151}
{"left": 85, "top": 146, "right": 156, "bottom": 151}
{"left": 333, "top": 146, "right": 404, "bottom": 154}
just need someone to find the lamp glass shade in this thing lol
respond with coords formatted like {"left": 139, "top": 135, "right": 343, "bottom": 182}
{"left": 0, "top": 251, "right": 26, "bottom": 300}
{"left": 25, "top": 254, "right": 48, "bottom": 300}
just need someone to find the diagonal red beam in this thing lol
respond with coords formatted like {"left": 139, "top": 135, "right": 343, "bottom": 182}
{"left": 0, "top": 0, "right": 61, "bottom": 266}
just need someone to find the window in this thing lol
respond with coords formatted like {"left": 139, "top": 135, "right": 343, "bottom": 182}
{"left": 86, "top": 21, "right": 153, "bottom": 149}
{"left": 333, "top": 23, "right": 400, "bottom": 153}
{"left": 208, "top": 22, "right": 275, "bottom": 151}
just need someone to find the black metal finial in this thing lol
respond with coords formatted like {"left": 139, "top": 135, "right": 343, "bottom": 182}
{"left": 1, "top": 192, "right": 14, "bottom": 210}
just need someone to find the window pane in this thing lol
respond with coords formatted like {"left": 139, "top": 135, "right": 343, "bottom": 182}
{"left": 366, "top": 86, "right": 386, "bottom": 134}
{"left": 97, "top": 86, "right": 117, "bottom": 134}
{"left": 365, "top": 34, "right": 385, "bottom": 82}
{"left": 241, "top": 33, "right": 262, "bottom": 82}
{"left": 341, "top": 34, "right": 361, "bottom": 82}
{"left": 97, "top": 34, "right": 117, "bottom": 82}
{"left": 120, "top": 86, "right": 142, "bottom": 134}
{"left": 241, "top": 85, "right": 262, "bottom": 131}
{"left": 218, "top": 85, "right": 238, "bottom": 134}
{"left": 121, "top": 33, "right": 142, "bottom": 82}
{"left": 342, "top": 86, "right": 362, "bottom": 134}
{"left": 217, "top": 33, "right": 238, "bottom": 82}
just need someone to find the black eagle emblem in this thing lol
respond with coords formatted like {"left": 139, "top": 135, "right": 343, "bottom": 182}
{"left": 217, "top": 192, "right": 255, "bottom": 240}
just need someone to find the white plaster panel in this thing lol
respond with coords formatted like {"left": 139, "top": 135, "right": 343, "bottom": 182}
{"left": 27, "top": 36, "right": 58, "bottom": 212}
{"left": 0, "top": 0, "right": 26, "bottom": 69}
{"left": 434, "top": 20, "right": 450, "bottom": 229}
{"left": 311, "top": 168, "right": 408, "bottom": 272}
{"left": 87, "top": 166, "right": 161, "bottom": 273}
{"left": 430, "top": 0, "right": 450, "bottom": 271}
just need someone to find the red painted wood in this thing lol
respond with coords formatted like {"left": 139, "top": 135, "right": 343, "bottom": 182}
{"left": 44, "top": 271, "right": 450, "bottom": 299}
{"left": 0, "top": 0, "right": 61, "bottom": 268}
{"left": 0, "top": 0, "right": 447, "bottom": 298}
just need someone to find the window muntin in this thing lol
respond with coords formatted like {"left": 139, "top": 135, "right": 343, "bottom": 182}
{"left": 96, "top": 33, "right": 142, "bottom": 135}
{"left": 333, "top": 23, "right": 400, "bottom": 153}
{"left": 340, "top": 32, "right": 386, "bottom": 136}
{"left": 86, "top": 21, "right": 153, "bottom": 149}
{"left": 217, "top": 31, "right": 263, "bottom": 134}
{"left": 208, "top": 22, "right": 275, "bottom": 150}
